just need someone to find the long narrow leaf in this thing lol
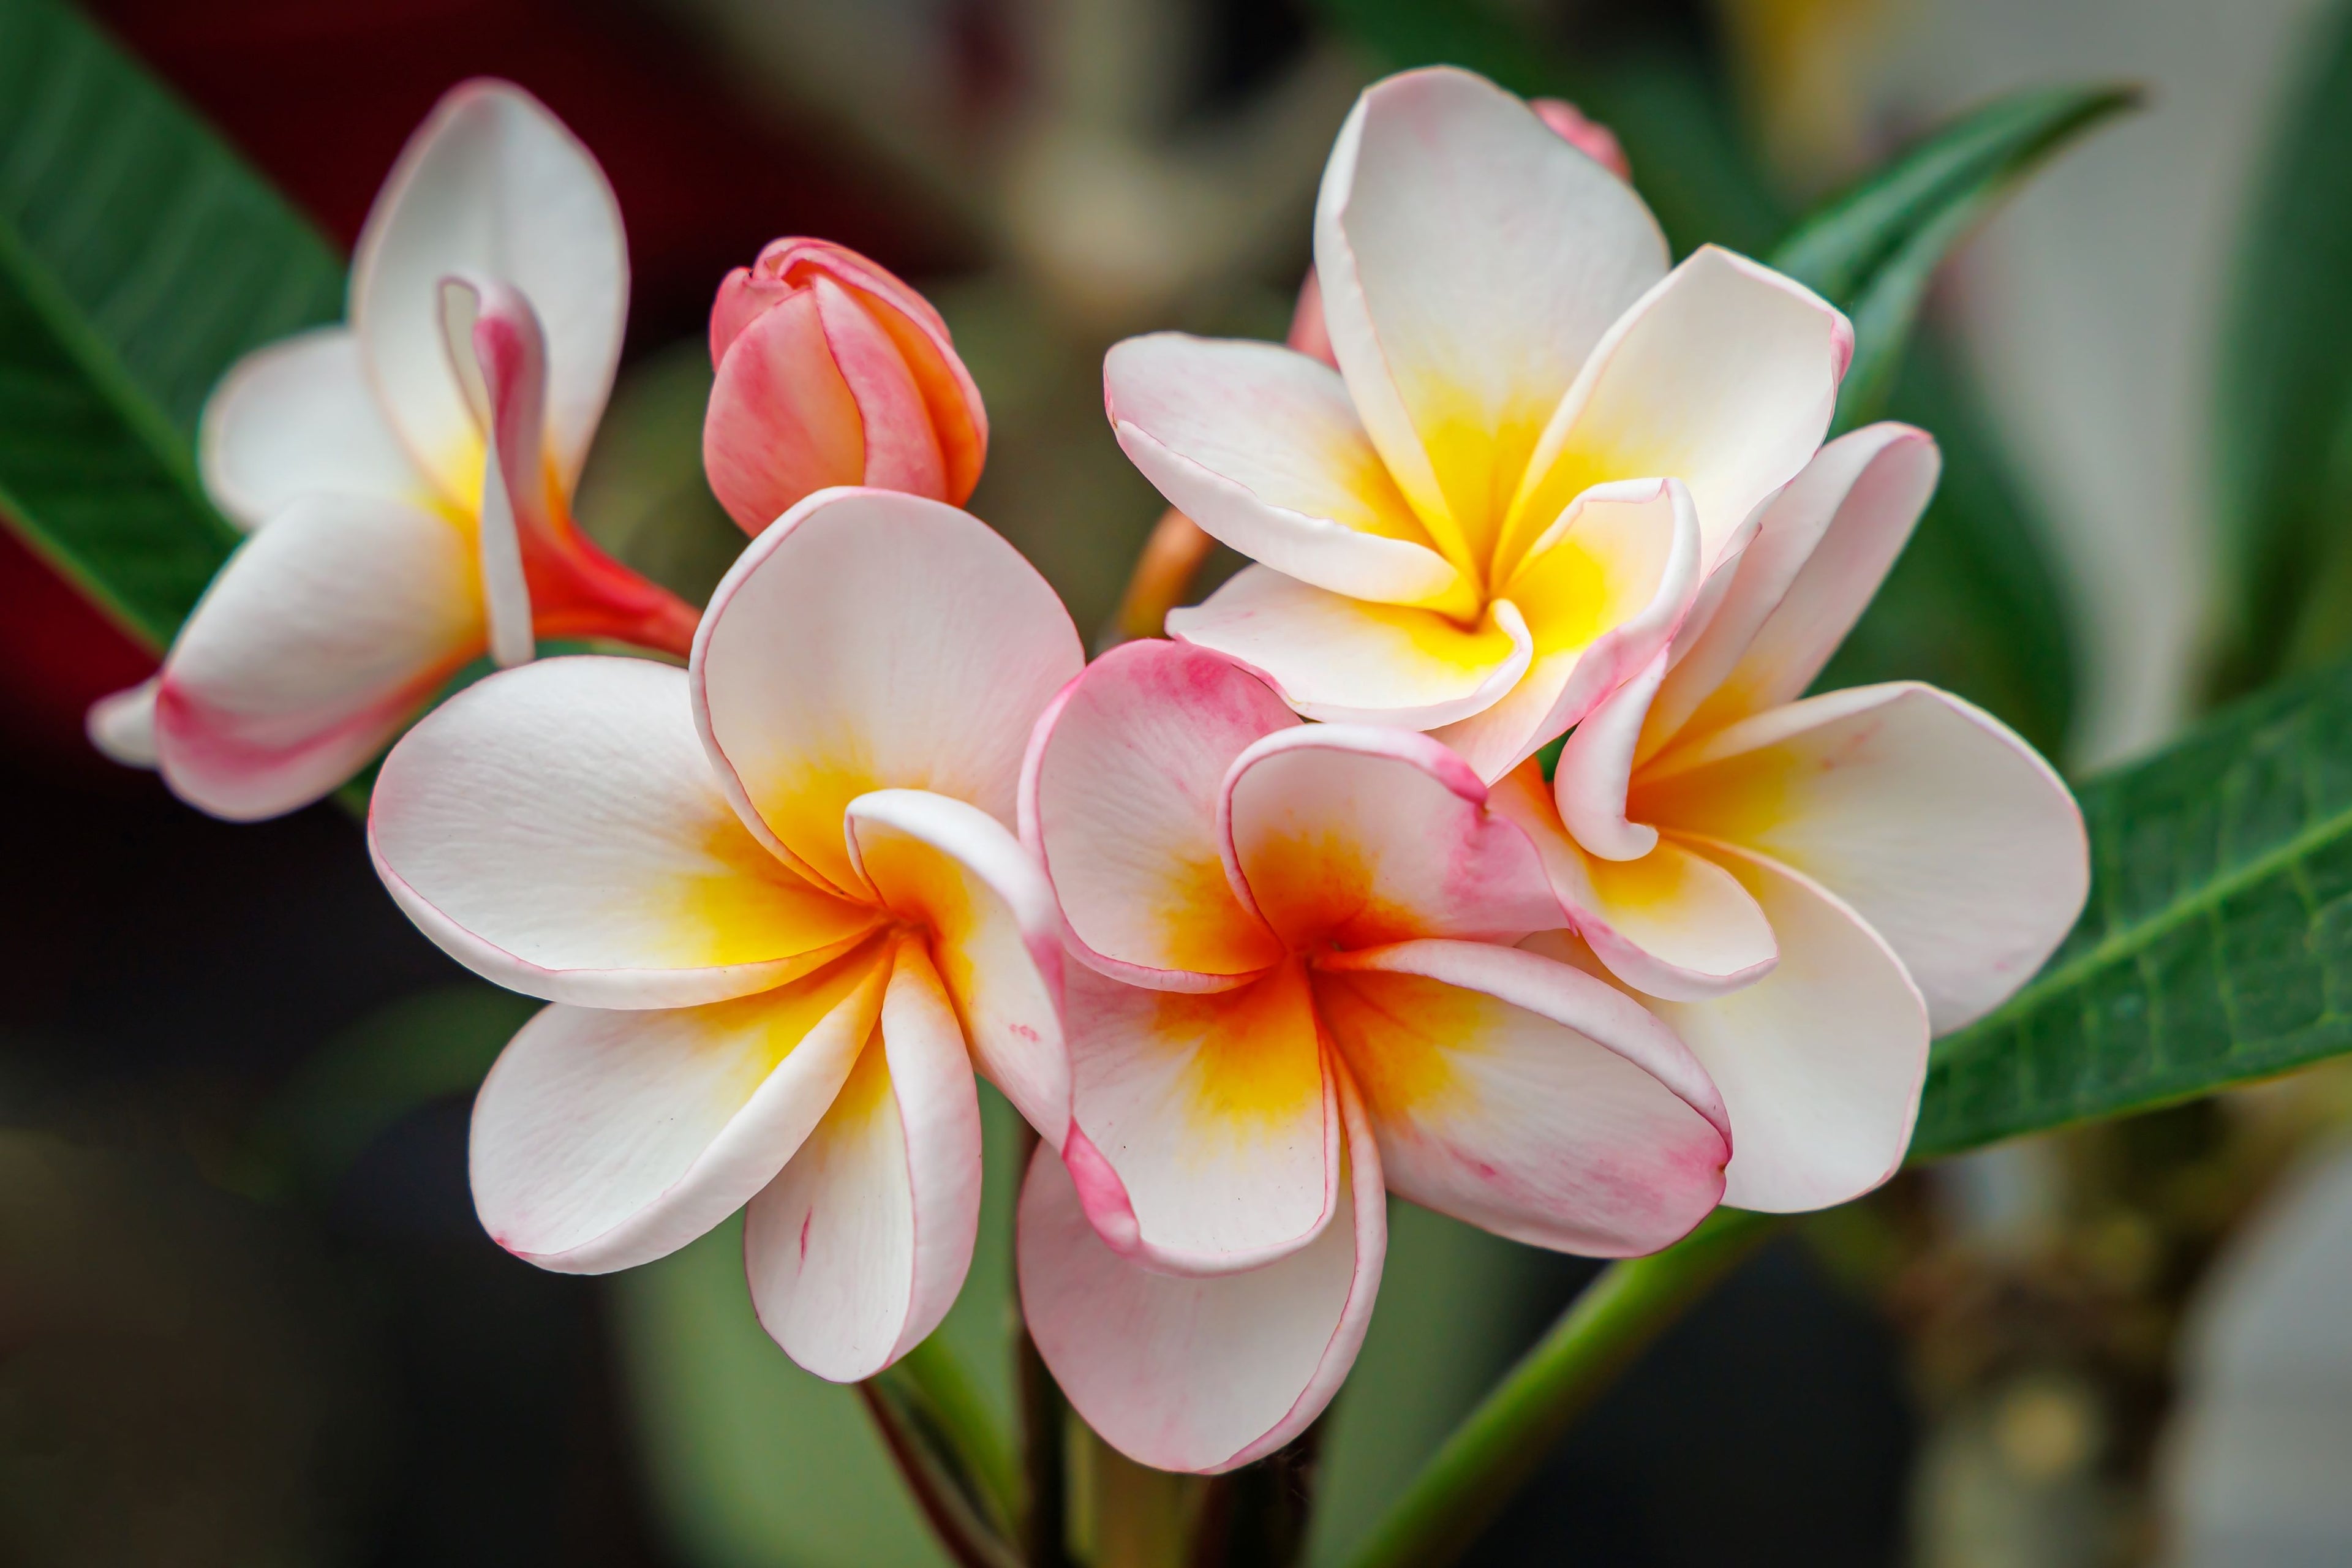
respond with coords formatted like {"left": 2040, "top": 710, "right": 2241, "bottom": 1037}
{"left": 0, "top": 0, "right": 342, "bottom": 647}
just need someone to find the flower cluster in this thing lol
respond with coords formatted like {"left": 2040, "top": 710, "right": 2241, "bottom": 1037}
{"left": 115, "top": 70, "right": 2089, "bottom": 1474}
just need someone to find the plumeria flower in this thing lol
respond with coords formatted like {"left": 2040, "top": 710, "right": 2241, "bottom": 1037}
{"left": 1103, "top": 67, "right": 1849, "bottom": 782}
{"left": 1494, "top": 424, "right": 2088, "bottom": 1212}
{"left": 87, "top": 81, "right": 696, "bottom": 820}
{"left": 366, "top": 488, "right": 1081, "bottom": 1381}
{"left": 703, "top": 238, "right": 989, "bottom": 535}
{"left": 1013, "top": 638, "right": 1732, "bottom": 1472}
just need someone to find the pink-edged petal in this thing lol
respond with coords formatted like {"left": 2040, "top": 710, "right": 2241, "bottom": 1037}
{"left": 469, "top": 940, "right": 892, "bottom": 1274}
{"left": 1651, "top": 425, "right": 1942, "bottom": 750}
{"left": 1505, "top": 246, "right": 1850, "bottom": 576}
{"left": 1315, "top": 67, "right": 1668, "bottom": 574}
{"left": 1315, "top": 938, "right": 1729, "bottom": 1254}
{"left": 1553, "top": 649, "right": 1669, "bottom": 861}
{"left": 1583, "top": 843, "right": 1928, "bottom": 1212}
{"left": 1017, "top": 1069, "right": 1386, "bottom": 1474}
{"left": 1020, "top": 640, "right": 1292, "bottom": 990}
{"left": 844, "top": 788, "right": 1071, "bottom": 1147}
{"left": 1168, "top": 565, "right": 1530, "bottom": 729}
{"left": 703, "top": 283, "right": 867, "bottom": 533}
{"left": 1434, "top": 477, "right": 1701, "bottom": 782}
{"left": 370, "top": 655, "right": 882, "bottom": 1009}
{"left": 1223, "top": 725, "right": 1561, "bottom": 950}
{"left": 353, "top": 80, "right": 626, "bottom": 503}
{"left": 1104, "top": 334, "right": 1464, "bottom": 609}
{"left": 1058, "top": 960, "right": 1336, "bottom": 1274}
{"left": 744, "top": 938, "right": 983, "bottom": 1382}
{"left": 441, "top": 273, "right": 545, "bottom": 667}
{"left": 197, "top": 326, "right": 432, "bottom": 530}
{"left": 692, "top": 488, "right": 1084, "bottom": 894}
{"left": 152, "top": 492, "right": 482, "bottom": 821}
{"left": 1637, "top": 684, "right": 2087, "bottom": 1032}
{"left": 1529, "top": 98, "right": 1630, "bottom": 179}
{"left": 1489, "top": 764, "right": 1776, "bottom": 1001}
{"left": 86, "top": 678, "right": 159, "bottom": 769}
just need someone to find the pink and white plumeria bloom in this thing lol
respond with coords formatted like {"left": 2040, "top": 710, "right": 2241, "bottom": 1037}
{"left": 1014, "top": 639, "right": 1733, "bottom": 1472}
{"left": 366, "top": 488, "right": 1081, "bottom": 1381}
{"left": 88, "top": 81, "right": 696, "bottom": 820}
{"left": 1104, "top": 67, "right": 1850, "bottom": 782}
{"left": 1498, "top": 423, "right": 2089, "bottom": 1212}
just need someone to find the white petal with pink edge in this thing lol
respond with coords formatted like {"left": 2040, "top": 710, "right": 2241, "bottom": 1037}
{"left": 1017, "top": 1071, "right": 1386, "bottom": 1474}
{"left": 153, "top": 492, "right": 481, "bottom": 821}
{"left": 469, "top": 942, "right": 891, "bottom": 1274}
{"left": 693, "top": 488, "right": 1083, "bottom": 896}
{"left": 1222, "top": 725, "right": 1562, "bottom": 949}
{"left": 1637, "top": 683, "right": 2087, "bottom": 1033}
{"left": 744, "top": 938, "right": 983, "bottom": 1381}
{"left": 1058, "top": 962, "right": 1336, "bottom": 1274}
{"left": 1169, "top": 566, "right": 1531, "bottom": 729}
{"left": 845, "top": 788, "right": 1071, "bottom": 1147}
{"left": 1506, "top": 246, "right": 1850, "bottom": 574}
{"left": 1020, "top": 640, "right": 1292, "bottom": 992}
{"left": 1105, "top": 334, "right": 1463, "bottom": 606}
{"left": 198, "top": 326, "right": 431, "bottom": 530}
{"left": 370, "top": 656, "right": 882, "bottom": 1009}
{"left": 1316, "top": 938, "right": 1730, "bottom": 1254}
{"left": 1315, "top": 67, "right": 1667, "bottom": 571}
{"left": 352, "top": 80, "right": 626, "bottom": 503}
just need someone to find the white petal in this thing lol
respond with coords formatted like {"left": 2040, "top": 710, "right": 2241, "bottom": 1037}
{"left": 198, "top": 327, "right": 432, "bottom": 529}
{"left": 86, "top": 678, "right": 159, "bottom": 768}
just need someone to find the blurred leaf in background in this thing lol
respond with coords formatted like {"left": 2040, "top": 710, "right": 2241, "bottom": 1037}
{"left": 0, "top": 0, "right": 341, "bottom": 649}
{"left": 2211, "top": 0, "right": 2352, "bottom": 693}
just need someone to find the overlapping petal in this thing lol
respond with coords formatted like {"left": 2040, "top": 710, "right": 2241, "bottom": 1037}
{"left": 744, "top": 938, "right": 984, "bottom": 1381}
{"left": 1169, "top": 566, "right": 1530, "bottom": 728}
{"left": 469, "top": 941, "right": 892, "bottom": 1274}
{"left": 370, "top": 656, "right": 881, "bottom": 1008}
{"left": 1505, "top": 246, "right": 1850, "bottom": 576}
{"left": 1106, "top": 334, "right": 1463, "bottom": 608}
{"left": 353, "top": 79, "right": 627, "bottom": 502}
{"left": 693, "top": 488, "right": 1083, "bottom": 894}
{"left": 1315, "top": 66, "right": 1668, "bottom": 573}
{"left": 845, "top": 788, "right": 1071, "bottom": 1146}
{"left": 153, "top": 492, "right": 483, "bottom": 821}
{"left": 1316, "top": 938, "right": 1730, "bottom": 1253}
{"left": 1222, "top": 726, "right": 1562, "bottom": 949}
{"left": 1635, "top": 684, "right": 2087, "bottom": 1032}
{"left": 1021, "top": 639, "right": 1292, "bottom": 990}
{"left": 197, "top": 326, "right": 429, "bottom": 529}
{"left": 1017, "top": 1071, "right": 1385, "bottom": 1474}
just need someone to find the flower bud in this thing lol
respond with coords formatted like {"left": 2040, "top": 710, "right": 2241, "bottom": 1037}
{"left": 703, "top": 239, "right": 987, "bottom": 533}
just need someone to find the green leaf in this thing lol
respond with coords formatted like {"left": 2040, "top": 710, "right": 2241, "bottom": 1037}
{"left": 0, "top": 0, "right": 343, "bottom": 649}
{"left": 2212, "top": 1, "right": 2352, "bottom": 693}
{"left": 1768, "top": 83, "right": 2136, "bottom": 429}
{"left": 1914, "top": 656, "right": 2352, "bottom": 1159}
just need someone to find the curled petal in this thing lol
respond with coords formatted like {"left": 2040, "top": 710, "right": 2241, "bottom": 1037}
{"left": 1169, "top": 565, "right": 1531, "bottom": 729}
{"left": 1490, "top": 764, "right": 1775, "bottom": 1001}
{"left": 692, "top": 488, "right": 1082, "bottom": 895}
{"left": 1637, "top": 683, "right": 2086, "bottom": 1032}
{"left": 1317, "top": 938, "right": 1730, "bottom": 1254}
{"left": 1106, "top": 334, "right": 1463, "bottom": 609}
{"left": 844, "top": 788, "right": 1071, "bottom": 1146}
{"left": 370, "top": 657, "right": 881, "bottom": 1009}
{"left": 1058, "top": 961, "right": 1337, "bottom": 1275}
{"left": 198, "top": 326, "right": 430, "bottom": 529}
{"left": 1552, "top": 649, "right": 1668, "bottom": 861}
{"left": 744, "top": 938, "right": 983, "bottom": 1382}
{"left": 1222, "top": 725, "right": 1562, "bottom": 949}
{"left": 1505, "top": 246, "right": 1850, "bottom": 575}
{"left": 353, "top": 80, "right": 627, "bottom": 503}
{"left": 470, "top": 942, "right": 892, "bottom": 1273}
{"left": 1021, "top": 640, "right": 1292, "bottom": 991}
{"left": 1017, "top": 1069, "right": 1386, "bottom": 1474}
{"left": 154, "top": 493, "right": 482, "bottom": 821}
{"left": 87, "top": 678, "right": 160, "bottom": 769}
{"left": 1434, "top": 477, "right": 1702, "bottom": 782}
{"left": 1316, "top": 67, "right": 1668, "bottom": 574}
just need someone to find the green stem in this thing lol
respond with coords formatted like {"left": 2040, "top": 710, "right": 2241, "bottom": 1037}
{"left": 1338, "top": 1209, "right": 1779, "bottom": 1568}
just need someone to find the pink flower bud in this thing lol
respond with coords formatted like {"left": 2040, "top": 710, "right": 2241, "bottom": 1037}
{"left": 703, "top": 238, "right": 988, "bottom": 534}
